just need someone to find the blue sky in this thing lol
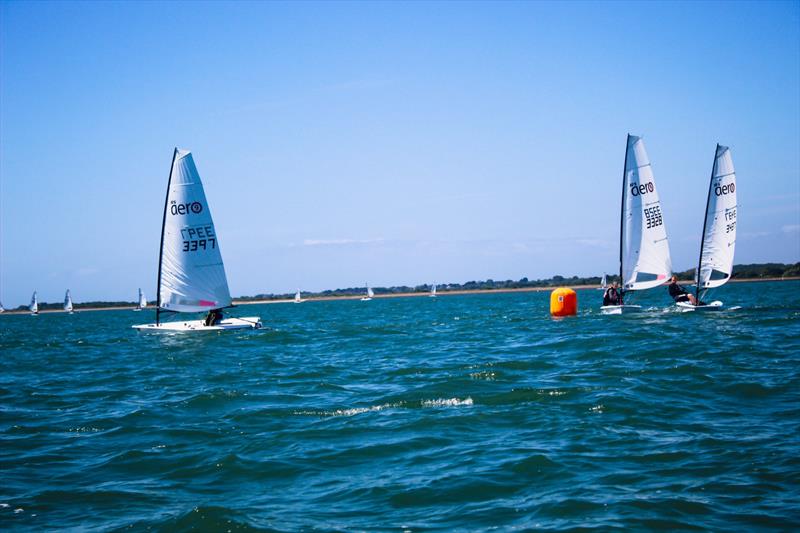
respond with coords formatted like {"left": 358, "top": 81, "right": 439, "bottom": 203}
{"left": 1, "top": 0, "right": 798, "bottom": 307}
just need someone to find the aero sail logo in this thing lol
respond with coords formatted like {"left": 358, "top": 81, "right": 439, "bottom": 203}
{"left": 630, "top": 181, "right": 655, "bottom": 197}
{"left": 715, "top": 182, "right": 735, "bottom": 196}
{"left": 170, "top": 201, "right": 203, "bottom": 215}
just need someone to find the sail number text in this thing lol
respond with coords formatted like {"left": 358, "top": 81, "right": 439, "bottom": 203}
{"left": 724, "top": 207, "right": 736, "bottom": 233}
{"left": 644, "top": 205, "right": 663, "bottom": 229}
{"left": 180, "top": 225, "right": 216, "bottom": 252}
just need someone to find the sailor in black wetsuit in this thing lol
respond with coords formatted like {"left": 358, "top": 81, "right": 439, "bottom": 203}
{"left": 204, "top": 309, "right": 223, "bottom": 326}
{"left": 667, "top": 275, "right": 699, "bottom": 305}
{"left": 603, "top": 281, "right": 623, "bottom": 306}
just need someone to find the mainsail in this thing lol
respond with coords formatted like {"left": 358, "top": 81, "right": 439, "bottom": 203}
{"left": 30, "top": 291, "right": 38, "bottom": 313}
{"left": 431, "top": 283, "right": 437, "bottom": 296}
{"left": 295, "top": 290, "right": 302, "bottom": 303}
{"left": 697, "top": 145, "right": 737, "bottom": 293}
{"left": 367, "top": 286, "right": 374, "bottom": 298}
{"left": 620, "top": 135, "right": 672, "bottom": 291}
{"left": 157, "top": 149, "right": 232, "bottom": 318}
{"left": 64, "top": 290, "right": 73, "bottom": 312}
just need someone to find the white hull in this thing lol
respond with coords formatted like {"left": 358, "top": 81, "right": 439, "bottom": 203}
{"left": 600, "top": 304, "right": 643, "bottom": 315}
{"left": 133, "top": 308, "right": 142, "bottom": 312}
{"left": 132, "top": 316, "right": 262, "bottom": 332}
{"left": 360, "top": 297, "right": 372, "bottom": 301}
{"left": 676, "top": 301, "right": 723, "bottom": 312}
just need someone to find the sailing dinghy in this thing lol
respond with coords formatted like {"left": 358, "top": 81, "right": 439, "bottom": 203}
{"left": 134, "top": 288, "right": 147, "bottom": 311}
{"left": 601, "top": 135, "right": 672, "bottom": 315}
{"left": 598, "top": 274, "right": 607, "bottom": 290}
{"left": 30, "top": 291, "right": 39, "bottom": 315}
{"left": 294, "top": 289, "right": 303, "bottom": 303}
{"left": 361, "top": 284, "right": 374, "bottom": 301}
{"left": 430, "top": 283, "right": 437, "bottom": 297}
{"left": 64, "top": 290, "right": 74, "bottom": 314}
{"left": 677, "top": 144, "right": 737, "bottom": 312}
{"left": 133, "top": 149, "right": 261, "bottom": 331}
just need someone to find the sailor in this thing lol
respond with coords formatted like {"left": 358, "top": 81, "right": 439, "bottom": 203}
{"left": 603, "top": 281, "right": 623, "bottom": 306}
{"left": 668, "top": 275, "right": 699, "bottom": 305}
{"left": 204, "top": 308, "right": 223, "bottom": 326}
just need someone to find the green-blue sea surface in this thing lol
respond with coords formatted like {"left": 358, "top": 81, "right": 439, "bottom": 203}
{"left": 2, "top": 281, "right": 799, "bottom": 530}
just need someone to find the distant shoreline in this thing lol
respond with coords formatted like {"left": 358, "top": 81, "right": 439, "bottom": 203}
{"left": 2, "top": 277, "right": 798, "bottom": 316}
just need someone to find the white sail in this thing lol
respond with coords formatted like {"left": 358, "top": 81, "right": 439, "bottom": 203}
{"left": 158, "top": 149, "right": 232, "bottom": 313}
{"left": 431, "top": 283, "right": 437, "bottom": 296}
{"left": 0, "top": 302, "right": 4, "bottom": 313}
{"left": 138, "top": 288, "right": 147, "bottom": 309}
{"left": 601, "top": 274, "right": 607, "bottom": 288}
{"left": 30, "top": 291, "right": 38, "bottom": 313}
{"left": 64, "top": 290, "right": 73, "bottom": 312}
{"left": 294, "top": 289, "right": 302, "bottom": 303}
{"left": 621, "top": 135, "right": 672, "bottom": 291}
{"left": 367, "top": 286, "right": 374, "bottom": 298}
{"left": 697, "top": 145, "right": 737, "bottom": 290}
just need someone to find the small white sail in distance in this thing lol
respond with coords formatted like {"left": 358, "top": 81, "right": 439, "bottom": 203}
{"left": 367, "top": 285, "right": 374, "bottom": 298}
{"left": 696, "top": 145, "right": 737, "bottom": 292}
{"left": 0, "top": 301, "right": 4, "bottom": 313}
{"left": 30, "top": 291, "right": 38, "bottom": 314}
{"left": 294, "top": 289, "right": 302, "bottom": 303}
{"left": 64, "top": 290, "right": 73, "bottom": 313}
{"left": 137, "top": 288, "right": 147, "bottom": 310}
{"left": 430, "top": 283, "right": 437, "bottom": 297}
{"left": 158, "top": 149, "right": 232, "bottom": 314}
{"left": 599, "top": 274, "right": 607, "bottom": 290}
{"left": 620, "top": 135, "right": 672, "bottom": 291}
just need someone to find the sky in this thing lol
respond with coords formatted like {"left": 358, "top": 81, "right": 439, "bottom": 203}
{"left": 1, "top": 0, "right": 799, "bottom": 307}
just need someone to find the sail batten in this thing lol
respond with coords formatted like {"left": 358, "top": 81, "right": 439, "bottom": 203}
{"left": 157, "top": 149, "right": 232, "bottom": 313}
{"left": 620, "top": 135, "right": 672, "bottom": 292}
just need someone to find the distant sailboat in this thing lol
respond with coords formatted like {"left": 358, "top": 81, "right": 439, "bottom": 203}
{"left": 132, "top": 149, "right": 261, "bottom": 331}
{"left": 678, "top": 144, "right": 737, "bottom": 312}
{"left": 430, "top": 283, "right": 437, "bottom": 297}
{"left": 601, "top": 135, "right": 672, "bottom": 314}
{"left": 30, "top": 291, "right": 39, "bottom": 315}
{"left": 361, "top": 284, "right": 373, "bottom": 301}
{"left": 598, "top": 274, "right": 607, "bottom": 290}
{"left": 64, "top": 290, "right": 74, "bottom": 314}
{"left": 134, "top": 288, "right": 147, "bottom": 311}
{"left": 294, "top": 289, "right": 303, "bottom": 303}
{"left": 0, "top": 302, "right": 4, "bottom": 313}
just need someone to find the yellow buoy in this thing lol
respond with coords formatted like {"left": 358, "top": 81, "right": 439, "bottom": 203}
{"left": 550, "top": 287, "right": 577, "bottom": 316}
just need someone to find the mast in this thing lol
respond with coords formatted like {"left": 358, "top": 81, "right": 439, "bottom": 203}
{"left": 156, "top": 148, "right": 179, "bottom": 325}
{"left": 619, "top": 134, "right": 631, "bottom": 293}
{"left": 695, "top": 144, "right": 718, "bottom": 301}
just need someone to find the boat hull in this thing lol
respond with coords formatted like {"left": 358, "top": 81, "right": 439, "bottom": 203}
{"left": 676, "top": 301, "right": 723, "bottom": 312}
{"left": 132, "top": 316, "right": 262, "bottom": 331}
{"left": 600, "top": 305, "right": 643, "bottom": 315}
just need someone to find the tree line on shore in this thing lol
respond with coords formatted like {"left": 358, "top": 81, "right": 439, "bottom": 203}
{"left": 8, "top": 262, "right": 799, "bottom": 311}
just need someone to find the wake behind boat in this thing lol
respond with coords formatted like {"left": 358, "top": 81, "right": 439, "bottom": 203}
{"left": 601, "top": 135, "right": 672, "bottom": 315}
{"left": 133, "top": 149, "right": 260, "bottom": 332}
{"left": 677, "top": 144, "right": 737, "bottom": 312}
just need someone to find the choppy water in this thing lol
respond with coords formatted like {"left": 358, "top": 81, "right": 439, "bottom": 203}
{"left": 1, "top": 281, "right": 799, "bottom": 531}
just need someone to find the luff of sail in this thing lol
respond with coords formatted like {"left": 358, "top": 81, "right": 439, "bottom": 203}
{"left": 620, "top": 135, "right": 672, "bottom": 291}
{"left": 697, "top": 145, "right": 737, "bottom": 290}
{"left": 158, "top": 149, "right": 232, "bottom": 313}
{"left": 64, "top": 290, "right": 73, "bottom": 312}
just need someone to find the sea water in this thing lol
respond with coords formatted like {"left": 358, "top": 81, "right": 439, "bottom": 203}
{"left": 1, "top": 281, "right": 799, "bottom": 530}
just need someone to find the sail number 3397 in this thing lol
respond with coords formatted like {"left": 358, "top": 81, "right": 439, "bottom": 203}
{"left": 180, "top": 225, "right": 217, "bottom": 252}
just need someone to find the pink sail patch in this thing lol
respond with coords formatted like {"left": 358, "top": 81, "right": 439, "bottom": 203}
{"left": 199, "top": 300, "right": 216, "bottom": 307}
